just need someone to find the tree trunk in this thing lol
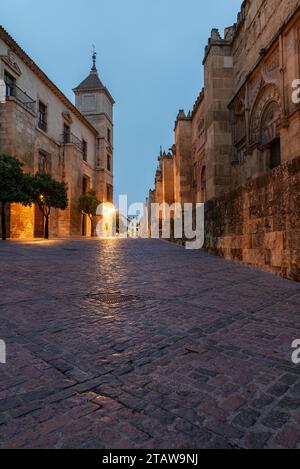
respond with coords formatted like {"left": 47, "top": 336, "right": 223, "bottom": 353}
{"left": 44, "top": 215, "right": 49, "bottom": 239}
{"left": 1, "top": 202, "right": 7, "bottom": 241}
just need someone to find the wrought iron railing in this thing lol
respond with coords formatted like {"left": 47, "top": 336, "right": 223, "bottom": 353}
{"left": 60, "top": 132, "right": 84, "bottom": 152}
{"left": 6, "top": 83, "right": 36, "bottom": 113}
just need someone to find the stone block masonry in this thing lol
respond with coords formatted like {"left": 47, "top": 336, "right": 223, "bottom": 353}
{"left": 204, "top": 156, "right": 300, "bottom": 281}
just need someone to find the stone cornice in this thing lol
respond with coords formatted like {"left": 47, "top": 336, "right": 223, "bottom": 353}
{"left": 85, "top": 112, "right": 114, "bottom": 126}
{"left": 73, "top": 85, "right": 115, "bottom": 105}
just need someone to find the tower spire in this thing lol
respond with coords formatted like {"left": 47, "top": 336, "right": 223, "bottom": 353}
{"left": 91, "top": 44, "right": 97, "bottom": 72}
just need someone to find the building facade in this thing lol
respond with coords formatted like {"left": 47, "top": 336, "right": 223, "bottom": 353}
{"left": 148, "top": 0, "right": 300, "bottom": 280}
{"left": 0, "top": 27, "right": 114, "bottom": 239}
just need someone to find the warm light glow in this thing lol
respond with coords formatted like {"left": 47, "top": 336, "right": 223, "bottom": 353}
{"left": 98, "top": 202, "right": 116, "bottom": 219}
{"left": 97, "top": 203, "right": 117, "bottom": 238}
{"left": 6, "top": 239, "right": 64, "bottom": 245}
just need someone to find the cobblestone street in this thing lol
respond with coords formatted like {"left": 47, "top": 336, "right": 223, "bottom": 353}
{"left": 0, "top": 238, "right": 300, "bottom": 449}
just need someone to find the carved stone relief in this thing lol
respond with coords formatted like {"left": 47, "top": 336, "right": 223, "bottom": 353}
{"left": 249, "top": 85, "right": 281, "bottom": 145}
{"left": 261, "top": 100, "right": 281, "bottom": 145}
{"left": 197, "top": 117, "right": 205, "bottom": 148}
{"left": 1, "top": 49, "right": 22, "bottom": 76}
{"left": 261, "top": 47, "right": 280, "bottom": 86}
{"left": 231, "top": 90, "right": 246, "bottom": 146}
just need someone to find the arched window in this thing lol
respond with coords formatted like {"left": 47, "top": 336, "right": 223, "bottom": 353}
{"left": 261, "top": 101, "right": 280, "bottom": 146}
{"left": 260, "top": 101, "right": 281, "bottom": 169}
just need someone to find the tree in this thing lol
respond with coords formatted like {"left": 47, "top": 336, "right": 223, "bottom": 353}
{"left": 0, "top": 155, "right": 33, "bottom": 241}
{"left": 31, "top": 173, "right": 68, "bottom": 239}
{"left": 78, "top": 190, "right": 100, "bottom": 236}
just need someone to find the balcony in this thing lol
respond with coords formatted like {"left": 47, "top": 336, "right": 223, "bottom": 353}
{"left": 5, "top": 83, "right": 36, "bottom": 113}
{"left": 60, "top": 132, "right": 84, "bottom": 152}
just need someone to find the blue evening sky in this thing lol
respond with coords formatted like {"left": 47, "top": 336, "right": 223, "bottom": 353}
{"left": 2, "top": 0, "right": 242, "bottom": 206}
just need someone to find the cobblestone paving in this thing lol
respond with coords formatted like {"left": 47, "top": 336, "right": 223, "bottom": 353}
{"left": 0, "top": 238, "right": 300, "bottom": 449}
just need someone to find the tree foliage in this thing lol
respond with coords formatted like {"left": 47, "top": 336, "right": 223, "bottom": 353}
{"left": 0, "top": 155, "right": 32, "bottom": 205}
{"left": 31, "top": 173, "right": 68, "bottom": 239}
{"left": 78, "top": 190, "right": 100, "bottom": 236}
{"left": 0, "top": 157, "right": 68, "bottom": 241}
{"left": 0, "top": 155, "right": 33, "bottom": 240}
{"left": 78, "top": 190, "right": 99, "bottom": 220}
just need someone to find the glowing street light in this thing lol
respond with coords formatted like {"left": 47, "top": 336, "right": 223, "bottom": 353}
{"left": 96, "top": 203, "right": 117, "bottom": 238}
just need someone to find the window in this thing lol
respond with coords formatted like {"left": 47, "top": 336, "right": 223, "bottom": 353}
{"left": 4, "top": 71, "right": 15, "bottom": 97}
{"left": 63, "top": 124, "right": 70, "bottom": 144}
{"left": 38, "top": 152, "right": 48, "bottom": 174}
{"left": 82, "top": 140, "right": 87, "bottom": 162}
{"left": 107, "top": 184, "right": 113, "bottom": 203}
{"left": 38, "top": 101, "right": 47, "bottom": 132}
{"left": 270, "top": 138, "right": 281, "bottom": 170}
{"left": 107, "top": 128, "right": 111, "bottom": 143}
{"left": 107, "top": 154, "right": 111, "bottom": 172}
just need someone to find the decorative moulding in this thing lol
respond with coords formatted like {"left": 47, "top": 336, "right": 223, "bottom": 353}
{"left": 62, "top": 111, "right": 73, "bottom": 124}
{"left": 1, "top": 49, "right": 22, "bottom": 77}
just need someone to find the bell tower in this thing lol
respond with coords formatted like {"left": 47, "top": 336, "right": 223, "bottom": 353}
{"left": 73, "top": 49, "right": 115, "bottom": 203}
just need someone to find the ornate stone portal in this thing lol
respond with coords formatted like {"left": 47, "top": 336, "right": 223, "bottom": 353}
{"left": 250, "top": 84, "right": 282, "bottom": 146}
{"left": 261, "top": 100, "right": 281, "bottom": 145}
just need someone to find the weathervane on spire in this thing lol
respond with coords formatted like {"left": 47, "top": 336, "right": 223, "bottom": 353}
{"left": 92, "top": 44, "right": 97, "bottom": 71}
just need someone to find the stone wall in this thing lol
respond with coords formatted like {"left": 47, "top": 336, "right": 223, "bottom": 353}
{"left": 0, "top": 100, "right": 36, "bottom": 174}
{"left": 191, "top": 93, "right": 206, "bottom": 204}
{"left": 204, "top": 156, "right": 300, "bottom": 281}
{"left": 204, "top": 38, "right": 234, "bottom": 200}
{"left": 161, "top": 155, "right": 174, "bottom": 205}
{"left": 232, "top": 0, "right": 300, "bottom": 90}
{"left": 10, "top": 204, "right": 35, "bottom": 239}
{"left": 174, "top": 115, "right": 193, "bottom": 204}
